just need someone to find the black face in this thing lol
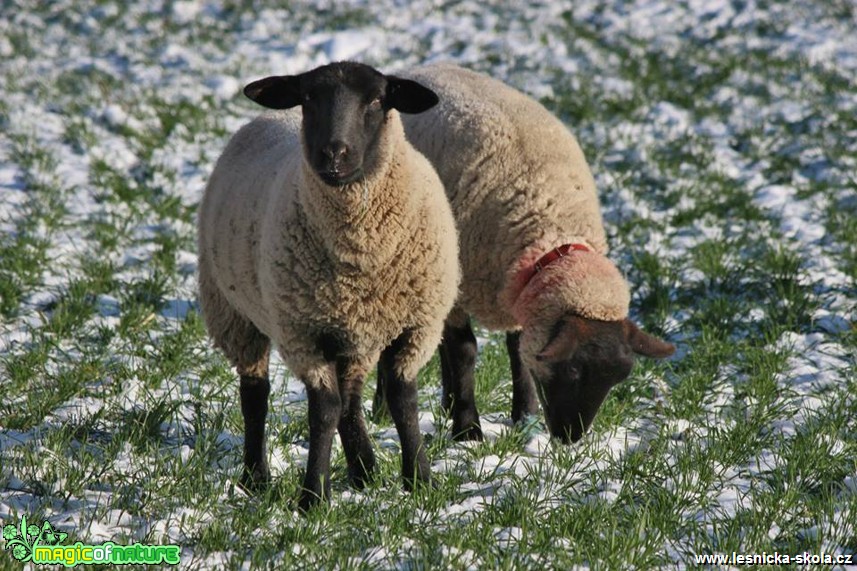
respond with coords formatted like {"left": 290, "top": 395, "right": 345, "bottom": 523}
{"left": 301, "top": 68, "right": 385, "bottom": 186}
{"left": 243, "top": 62, "right": 439, "bottom": 187}
{"left": 525, "top": 315, "right": 675, "bottom": 443}
{"left": 538, "top": 331, "right": 634, "bottom": 443}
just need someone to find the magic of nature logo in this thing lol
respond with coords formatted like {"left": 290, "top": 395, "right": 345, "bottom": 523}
{"left": 2, "top": 515, "right": 180, "bottom": 567}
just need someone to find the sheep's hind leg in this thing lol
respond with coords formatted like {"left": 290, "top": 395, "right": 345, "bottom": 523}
{"left": 239, "top": 369, "right": 271, "bottom": 492}
{"left": 231, "top": 331, "right": 271, "bottom": 492}
{"left": 300, "top": 368, "right": 341, "bottom": 510}
{"left": 380, "top": 330, "right": 431, "bottom": 491}
{"left": 198, "top": 275, "right": 272, "bottom": 492}
{"left": 371, "top": 362, "right": 390, "bottom": 422}
{"left": 439, "top": 319, "right": 483, "bottom": 441}
{"left": 336, "top": 359, "right": 376, "bottom": 489}
{"left": 506, "top": 331, "right": 539, "bottom": 423}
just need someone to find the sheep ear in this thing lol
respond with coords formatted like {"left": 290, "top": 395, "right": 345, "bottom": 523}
{"left": 243, "top": 75, "right": 302, "bottom": 109}
{"left": 624, "top": 319, "right": 675, "bottom": 358}
{"left": 536, "top": 319, "right": 580, "bottom": 362}
{"left": 384, "top": 76, "right": 439, "bottom": 114}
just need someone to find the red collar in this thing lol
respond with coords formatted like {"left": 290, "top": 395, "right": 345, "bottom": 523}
{"left": 521, "top": 243, "right": 590, "bottom": 287}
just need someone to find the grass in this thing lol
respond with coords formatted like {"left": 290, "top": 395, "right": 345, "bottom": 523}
{"left": 1, "top": 0, "right": 855, "bottom": 569}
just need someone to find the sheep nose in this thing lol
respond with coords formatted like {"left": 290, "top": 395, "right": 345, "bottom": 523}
{"left": 322, "top": 141, "right": 348, "bottom": 164}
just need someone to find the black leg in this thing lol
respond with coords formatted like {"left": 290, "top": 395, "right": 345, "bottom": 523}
{"left": 371, "top": 362, "right": 390, "bottom": 422}
{"left": 300, "top": 382, "right": 341, "bottom": 510}
{"left": 380, "top": 332, "right": 431, "bottom": 490}
{"left": 239, "top": 375, "right": 271, "bottom": 492}
{"left": 439, "top": 339, "right": 453, "bottom": 413}
{"left": 507, "top": 331, "right": 539, "bottom": 422}
{"left": 440, "top": 320, "right": 482, "bottom": 441}
{"left": 336, "top": 360, "right": 376, "bottom": 489}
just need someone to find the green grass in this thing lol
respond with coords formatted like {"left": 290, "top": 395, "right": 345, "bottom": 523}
{"left": 1, "top": 0, "right": 855, "bottom": 569}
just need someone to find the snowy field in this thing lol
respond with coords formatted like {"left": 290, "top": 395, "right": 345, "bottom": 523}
{"left": 1, "top": 0, "right": 855, "bottom": 569}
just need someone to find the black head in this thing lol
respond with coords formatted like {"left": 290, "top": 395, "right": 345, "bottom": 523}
{"left": 243, "top": 62, "right": 438, "bottom": 186}
{"left": 522, "top": 315, "right": 675, "bottom": 443}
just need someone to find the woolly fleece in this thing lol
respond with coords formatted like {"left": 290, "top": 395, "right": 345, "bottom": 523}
{"left": 401, "top": 63, "right": 628, "bottom": 330}
{"left": 512, "top": 250, "right": 630, "bottom": 327}
{"left": 197, "top": 108, "right": 459, "bottom": 387}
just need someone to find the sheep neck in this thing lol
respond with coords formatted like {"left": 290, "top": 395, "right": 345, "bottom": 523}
{"left": 499, "top": 237, "right": 593, "bottom": 325}
{"left": 297, "top": 114, "right": 413, "bottom": 270}
{"left": 523, "top": 243, "right": 591, "bottom": 286}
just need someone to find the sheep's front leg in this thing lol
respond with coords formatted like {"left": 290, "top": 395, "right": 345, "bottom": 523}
{"left": 380, "top": 330, "right": 431, "bottom": 490}
{"left": 439, "top": 319, "right": 483, "bottom": 441}
{"left": 506, "top": 331, "right": 539, "bottom": 422}
{"left": 301, "top": 377, "right": 342, "bottom": 510}
{"left": 336, "top": 359, "right": 376, "bottom": 489}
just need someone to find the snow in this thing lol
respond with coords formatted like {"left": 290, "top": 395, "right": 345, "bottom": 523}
{"left": 203, "top": 75, "right": 241, "bottom": 100}
{"left": 1, "top": 0, "right": 855, "bottom": 568}
{"left": 753, "top": 184, "right": 829, "bottom": 244}
{"left": 172, "top": 0, "right": 203, "bottom": 25}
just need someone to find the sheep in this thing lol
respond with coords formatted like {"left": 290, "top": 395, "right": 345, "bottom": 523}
{"left": 197, "top": 61, "right": 460, "bottom": 509}
{"left": 374, "top": 62, "right": 674, "bottom": 443}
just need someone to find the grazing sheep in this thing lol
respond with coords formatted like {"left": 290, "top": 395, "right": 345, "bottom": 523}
{"left": 375, "top": 62, "right": 674, "bottom": 443}
{"left": 197, "top": 62, "right": 459, "bottom": 509}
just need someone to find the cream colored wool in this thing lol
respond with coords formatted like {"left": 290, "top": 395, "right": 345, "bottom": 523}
{"left": 512, "top": 250, "right": 631, "bottom": 326}
{"left": 197, "top": 108, "right": 460, "bottom": 387}
{"left": 401, "top": 63, "right": 628, "bottom": 330}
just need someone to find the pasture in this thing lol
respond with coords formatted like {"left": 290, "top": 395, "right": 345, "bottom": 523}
{"left": 1, "top": 0, "right": 855, "bottom": 568}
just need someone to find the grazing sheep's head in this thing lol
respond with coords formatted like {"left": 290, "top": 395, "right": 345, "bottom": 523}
{"left": 509, "top": 247, "right": 674, "bottom": 442}
{"left": 243, "top": 61, "right": 439, "bottom": 186}
{"left": 520, "top": 315, "right": 674, "bottom": 443}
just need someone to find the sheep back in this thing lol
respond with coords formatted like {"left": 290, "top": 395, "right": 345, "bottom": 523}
{"left": 402, "top": 63, "right": 608, "bottom": 330}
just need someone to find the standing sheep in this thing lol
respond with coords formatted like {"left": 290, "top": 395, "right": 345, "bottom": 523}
{"left": 375, "top": 63, "right": 674, "bottom": 443}
{"left": 197, "top": 62, "right": 459, "bottom": 509}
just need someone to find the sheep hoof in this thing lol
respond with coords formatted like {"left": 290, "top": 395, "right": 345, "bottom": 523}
{"left": 297, "top": 489, "right": 324, "bottom": 512}
{"left": 347, "top": 465, "right": 376, "bottom": 490}
{"left": 451, "top": 412, "right": 483, "bottom": 441}
{"left": 512, "top": 410, "right": 540, "bottom": 426}
{"left": 511, "top": 401, "right": 539, "bottom": 424}
{"left": 403, "top": 474, "right": 435, "bottom": 494}
{"left": 238, "top": 465, "right": 270, "bottom": 494}
{"left": 451, "top": 424, "right": 483, "bottom": 442}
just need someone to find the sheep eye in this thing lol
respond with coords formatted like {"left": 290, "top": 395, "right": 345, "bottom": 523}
{"left": 368, "top": 97, "right": 382, "bottom": 110}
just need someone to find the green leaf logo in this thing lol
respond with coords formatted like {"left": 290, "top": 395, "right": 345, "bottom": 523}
{"left": 39, "top": 521, "right": 67, "bottom": 546}
{"left": 2, "top": 516, "right": 67, "bottom": 562}
{"left": 3, "top": 515, "right": 33, "bottom": 562}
